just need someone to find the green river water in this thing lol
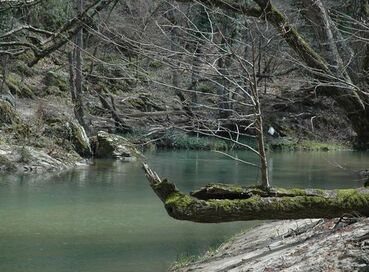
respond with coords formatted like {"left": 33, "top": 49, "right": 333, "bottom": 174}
{"left": 0, "top": 150, "right": 368, "bottom": 272}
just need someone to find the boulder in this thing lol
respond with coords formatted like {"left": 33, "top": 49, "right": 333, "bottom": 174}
{"left": 6, "top": 73, "right": 34, "bottom": 98}
{"left": 0, "top": 145, "right": 70, "bottom": 173}
{"left": 44, "top": 71, "right": 69, "bottom": 93}
{"left": 0, "top": 99, "right": 20, "bottom": 126}
{"left": 93, "top": 131, "right": 139, "bottom": 160}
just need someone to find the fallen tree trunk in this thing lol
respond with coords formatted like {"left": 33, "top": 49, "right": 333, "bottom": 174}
{"left": 143, "top": 163, "right": 369, "bottom": 223}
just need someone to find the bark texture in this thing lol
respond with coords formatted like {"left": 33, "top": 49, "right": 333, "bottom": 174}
{"left": 143, "top": 163, "right": 369, "bottom": 223}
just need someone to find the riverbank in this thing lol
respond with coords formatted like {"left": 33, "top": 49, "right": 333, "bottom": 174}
{"left": 171, "top": 218, "right": 369, "bottom": 271}
{"left": 0, "top": 51, "right": 354, "bottom": 174}
{"left": 128, "top": 129, "right": 349, "bottom": 152}
{"left": 0, "top": 97, "right": 140, "bottom": 173}
{"left": 0, "top": 94, "right": 349, "bottom": 174}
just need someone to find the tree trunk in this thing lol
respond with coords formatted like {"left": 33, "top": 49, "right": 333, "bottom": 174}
{"left": 167, "top": 10, "right": 182, "bottom": 100}
{"left": 300, "top": 0, "right": 346, "bottom": 73}
{"left": 189, "top": 44, "right": 201, "bottom": 105}
{"left": 255, "top": 112, "right": 269, "bottom": 188}
{"left": 74, "top": 0, "right": 89, "bottom": 134}
{"left": 0, "top": 55, "right": 9, "bottom": 94}
{"left": 216, "top": 35, "right": 234, "bottom": 119}
{"left": 143, "top": 163, "right": 369, "bottom": 223}
{"left": 68, "top": 52, "right": 77, "bottom": 102}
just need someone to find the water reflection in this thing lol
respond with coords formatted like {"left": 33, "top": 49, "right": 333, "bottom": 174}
{"left": 0, "top": 150, "right": 368, "bottom": 272}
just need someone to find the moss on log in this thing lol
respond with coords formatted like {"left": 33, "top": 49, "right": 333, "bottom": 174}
{"left": 143, "top": 163, "right": 369, "bottom": 223}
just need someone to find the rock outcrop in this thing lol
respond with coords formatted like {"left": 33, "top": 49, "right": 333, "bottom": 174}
{"left": 172, "top": 218, "right": 369, "bottom": 272}
{"left": 92, "top": 131, "right": 139, "bottom": 161}
{"left": 0, "top": 145, "right": 80, "bottom": 173}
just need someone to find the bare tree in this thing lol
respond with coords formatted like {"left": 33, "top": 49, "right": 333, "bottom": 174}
{"left": 69, "top": 0, "right": 89, "bottom": 133}
{"left": 124, "top": 3, "right": 274, "bottom": 188}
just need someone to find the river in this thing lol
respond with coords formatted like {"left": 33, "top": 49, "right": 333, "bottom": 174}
{"left": 0, "top": 150, "right": 368, "bottom": 272}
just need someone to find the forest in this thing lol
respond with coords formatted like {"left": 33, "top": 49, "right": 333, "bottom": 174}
{"left": 0, "top": 0, "right": 369, "bottom": 271}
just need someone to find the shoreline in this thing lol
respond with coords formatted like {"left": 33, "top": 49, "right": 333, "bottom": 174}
{"left": 171, "top": 218, "right": 369, "bottom": 271}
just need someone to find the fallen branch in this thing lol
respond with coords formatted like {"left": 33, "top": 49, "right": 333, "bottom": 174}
{"left": 122, "top": 110, "right": 187, "bottom": 118}
{"left": 0, "top": 25, "right": 53, "bottom": 38}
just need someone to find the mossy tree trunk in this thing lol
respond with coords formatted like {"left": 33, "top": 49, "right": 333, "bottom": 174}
{"left": 143, "top": 163, "right": 369, "bottom": 223}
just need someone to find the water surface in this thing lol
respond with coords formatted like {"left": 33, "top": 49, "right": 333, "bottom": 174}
{"left": 0, "top": 150, "right": 368, "bottom": 272}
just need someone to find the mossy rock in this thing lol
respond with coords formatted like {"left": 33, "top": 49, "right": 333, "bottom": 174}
{"left": 6, "top": 73, "right": 22, "bottom": 88}
{"left": 18, "top": 146, "right": 32, "bottom": 163}
{"left": 20, "top": 83, "right": 35, "bottom": 98}
{"left": 149, "top": 60, "right": 163, "bottom": 69}
{"left": 44, "top": 85, "right": 66, "bottom": 97}
{"left": 197, "top": 82, "right": 214, "bottom": 94}
{"left": 0, "top": 100, "right": 21, "bottom": 126}
{"left": 43, "top": 121, "right": 70, "bottom": 139}
{"left": 93, "top": 131, "right": 139, "bottom": 160}
{"left": 13, "top": 61, "right": 35, "bottom": 77}
{"left": 0, "top": 144, "right": 80, "bottom": 173}
{"left": 8, "top": 123, "right": 33, "bottom": 142}
{"left": 17, "top": 50, "right": 34, "bottom": 63}
{"left": 6, "top": 73, "right": 35, "bottom": 98}
{"left": 0, "top": 154, "right": 17, "bottom": 171}
{"left": 37, "top": 103, "right": 70, "bottom": 127}
{"left": 44, "top": 71, "right": 69, "bottom": 93}
{"left": 27, "top": 83, "right": 42, "bottom": 97}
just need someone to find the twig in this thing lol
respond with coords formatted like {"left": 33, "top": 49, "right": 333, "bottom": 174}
{"left": 212, "top": 150, "right": 260, "bottom": 168}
